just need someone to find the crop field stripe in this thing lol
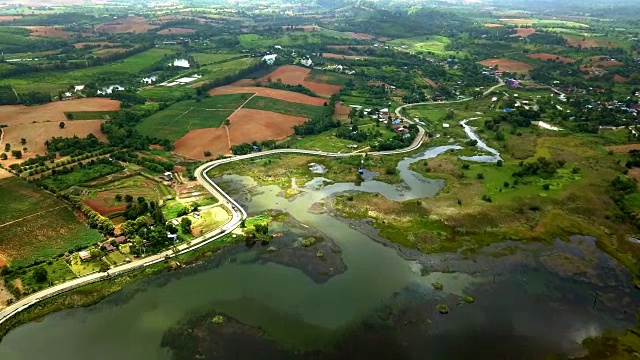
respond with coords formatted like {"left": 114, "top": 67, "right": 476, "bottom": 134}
{"left": 0, "top": 205, "right": 66, "bottom": 228}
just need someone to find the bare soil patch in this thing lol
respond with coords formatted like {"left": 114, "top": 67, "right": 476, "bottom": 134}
{"left": 346, "top": 32, "right": 375, "bottom": 40}
{"left": 527, "top": 53, "right": 576, "bottom": 64}
{"left": 256, "top": 65, "right": 341, "bottom": 97}
{"left": 174, "top": 128, "right": 229, "bottom": 160}
{"left": 422, "top": 78, "right": 438, "bottom": 87}
{"left": 333, "top": 103, "right": 351, "bottom": 120}
{"left": 0, "top": 168, "right": 13, "bottom": 179}
{"left": 597, "top": 60, "right": 623, "bottom": 67}
{"left": 614, "top": 74, "right": 630, "bottom": 83}
{"left": 208, "top": 86, "right": 326, "bottom": 106}
{"left": 24, "top": 26, "right": 71, "bottom": 38}
{"left": 478, "top": 58, "right": 534, "bottom": 73}
{"left": 227, "top": 108, "right": 307, "bottom": 145}
{"left": 565, "top": 37, "right": 616, "bottom": 49}
{"left": 483, "top": 23, "right": 504, "bottom": 27}
{"left": 94, "top": 48, "right": 127, "bottom": 56}
{"left": 0, "top": 98, "right": 120, "bottom": 126}
{"left": 96, "top": 16, "right": 157, "bottom": 33}
{"left": 0, "top": 16, "right": 22, "bottom": 22}
{"left": 158, "top": 27, "right": 196, "bottom": 35}
{"left": 628, "top": 167, "right": 640, "bottom": 184}
{"left": 511, "top": 28, "right": 536, "bottom": 37}
{"left": 322, "top": 53, "right": 369, "bottom": 60}
{"left": 73, "top": 42, "right": 120, "bottom": 48}
{"left": 606, "top": 144, "right": 640, "bottom": 153}
{"left": 0, "top": 121, "right": 107, "bottom": 165}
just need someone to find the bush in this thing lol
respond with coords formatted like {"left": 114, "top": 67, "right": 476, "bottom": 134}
{"left": 542, "top": 184, "right": 550, "bottom": 190}
{"left": 461, "top": 163, "right": 470, "bottom": 170}
{"left": 496, "top": 159, "right": 503, "bottom": 167}
{"left": 481, "top": 194, "right": 492, "bottom": 203}
{"left": 476, "top": 173, "right": 484, "bottom": 180}
{"left": 204, "top": 151, "right": 212, "bottom": 157}
{"left": 503, "top": 181, "right": 510, "bottom": 188}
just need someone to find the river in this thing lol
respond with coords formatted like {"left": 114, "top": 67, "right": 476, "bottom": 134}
{"left": 0, "top": 127, "right": 637, "bottom": 359}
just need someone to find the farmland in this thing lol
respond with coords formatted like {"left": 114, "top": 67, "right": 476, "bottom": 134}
{"left": 81, "top": 175, "right": 167, "bottom": 217}
{"left": 0, "top": 48, "right": 173, "bottom": 93}
{"left": 478, "top": 58, "right": 535, "bottom": 73}
{"left": 243, "top": 96, "right": 324, "bottom": 118}
{"left": 208, "top": 86, "right": 327, "bottom": 106}
{"left": 0, "top": 177, "right": 102, "bottom": 267}
{"left": 136, "top": 94, "right": 252, "bottom": 140}
{"left": 254, "top": 65, "right": 343, "bottom": 97}
{"left": 387, "top": 35, "right": 452, "bottom": 55}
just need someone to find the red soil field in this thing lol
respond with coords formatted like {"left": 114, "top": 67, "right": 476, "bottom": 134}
{"left": 0, "top": 16, "right": 21, "bottom": 22}
{"left": 83, "top": 198, "right": 126, "bottom": 216}
{"left": 527, "top": 53, "right": 576, "bottom": 64}
{"left": 0, "top": 121, "right": 107, "bottom": 166}
{"left": 322, "top": 53, "right": 368, "bottom": 60}
{"left": 565, "top": 37, "right": 617, "bottom": 49}
{"left": 483, "top": 23, "right": 504, "bottom": 27}
{"left": 478, "top": 58, "right": 535, "bottom": 73}
{"left": 614, "top": 75, "right": 630, "bottom": 83}
{"left": 511, "top": 28, "right": 536, "bottom": 37}
{"left": 174, "top": 128, "right": 229, "bottom": 160}
{"left": 24, "top": 26, "right": 71, "bottom": 38}
{"left": 597, "top": 60, "right": 624, "bottom": 67}
{"left": 255, "top": 65, "right": 342, "bottom": 97}
{"left": 73, "top": 42, "right": 120, "bottom": 48}
{"left": 227, "top": 109, "right": 307, "bottom": 145}
{"left": 208, "top": 86, "right": 327, "bottom": 106}
{"left": 346, "top": 32, "right": 375, "bottom": 40}
{"left": 96, "top": 16, "right": 157, "bottom": 33}
{"left": 333, "top": 103, "right": 351, "bottom": 121}
{"left": 94, "top": 48, "right": 127, "bottom": 56}
{"left": 607, "top": 143, "right": 640, "bottom": 153}
{"left": 0, "top": 98, "right": 120, "bottom": 126}
{"left": 157, "top": 27, "right": 196, "bottom": 35}
{"left": 422, "top": 78, "right": 438, "bottom": 87}
{"left": 174, "top": 108, "right": 309, "bottom": 159}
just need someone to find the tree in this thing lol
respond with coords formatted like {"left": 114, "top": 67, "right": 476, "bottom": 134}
{"left": 124, "top": 194, "right": 133, "bottom": 203}
{"left": 115, "top": 194, "right": 122, "bottom": 202}
{"left": 0, "top": 153, "right": 6, "bottom": 160}
{"left": 20, "top": 138, "right": 26, "bottom": 145}
{"left": 59, "top": 122, "right": 65, "bottom": 129}
{"left": 224, "top": 119, "right": 231, "bottom": 126}
{"left": 4, "top": 144, "right": 10, "bottom": 152}
{"left": 32, "top": 267, "right": 48, "bottom": 283}
{"left": 204, "top": 150, "right": 212, "bottom": 157}
{"left": 180, "top": 217, "right": 192, "bottom": 234}
{"left": 496, "top": 160, "right": 503, "bottom": 167}
{"left": 11, "top": 150, "right": 22, "bottom": 159}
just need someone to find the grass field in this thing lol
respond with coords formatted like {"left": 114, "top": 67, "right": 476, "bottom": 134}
{"left": 243, "top": 96, "right": 324, "bottom": 118}
{"left": 192, "top": 52, "right": 246, "bottom": 65}
{"left": 387, "top": 35, "right": 453, "bottom": 55}
{"left": 139, "top": 87, "right": 196, "bottom": 102}
{"left": 198, "top": 57, "right": 260, "bottom": 83}
{"left": 0, "top": 48, "right": 173, "bottom": 94}
{"left": 136, "top": 93, "right": 252, "bottom": 140}
{"left": 306, "top": 69, "right": 354, "bottom": 86}
{"left": 5, "top": 258, "right": 76, "bottom": 295}
{"left": 41, "top": 162, "right": 124, "bottom": 191}
{"left": 65, "top": 111, "right": 118, "bottom": 120}
{"left": 82, "top": 175, "right": 165, "bottom": 216}
{"left": 0, "top": 177, "right": 103, "bottom": 267}
{"left": 238, "top": 31, "right": 352, "bottom": 49}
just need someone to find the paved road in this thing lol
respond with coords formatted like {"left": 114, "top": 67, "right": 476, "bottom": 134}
{"left": 0, "top": 126, "right": 428, "bottom": 326}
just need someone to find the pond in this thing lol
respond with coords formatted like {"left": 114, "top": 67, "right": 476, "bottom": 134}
{"left": 0, "top": 139, "right": 637, "bottom": 359}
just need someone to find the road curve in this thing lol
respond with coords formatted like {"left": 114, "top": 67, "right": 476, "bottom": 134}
{"left": 0, "top": 125, "right": 428, "bottom": 327}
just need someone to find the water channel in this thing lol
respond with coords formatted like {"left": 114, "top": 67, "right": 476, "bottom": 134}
{"left": 0, "top": 123, "right": 637, "bottom": 359}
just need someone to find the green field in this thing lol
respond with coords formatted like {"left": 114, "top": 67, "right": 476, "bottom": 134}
{"left": 243, "top": 96, "right": 323, "bottom": 118}
{"left": 238, "top": 31, "right": 352, "bottom": 49}
{"left": 306, "top": 69, "right": 354, "bottom": 86}
{"left": 41, "top": 162, "right": 125, "bottom": 191}
{"left": 0, "top": 177, "right": 103, "bottom": 267}
{"left": 139, "top": 87, "right": 196, "bottom": 102}
{"left": 0, "top": 48, "right": 173, "bottom": 94}
{"left": 65, "top": 111, "right": 118, "bottom": 120}
{"left": 192, "top": 52, "right": 246, "bottom": 65}
{"left": 136, "top": 93, "right": 253, "bottom": 140}
{"left": 387, "top": 35, "right": 452, "bottom": 55}
{"left": 198, "top": 57, "right": 260, "bottom": 82}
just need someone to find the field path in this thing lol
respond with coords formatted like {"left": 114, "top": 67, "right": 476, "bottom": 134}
{"left": 11, "top": 86, "right": 19, "bottom": 103}
{"left": 0, "top": 205, "right": 66, "bottom": 228}
{"left": 223, "top": 125, "right": 231, "bottom": 149}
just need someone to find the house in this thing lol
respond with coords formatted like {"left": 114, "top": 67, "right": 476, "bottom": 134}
{"left": 115, "top": 236, "right": 127, "bottom": 244}
{"left": 171, "top": 219, "right": 179, "bottom": 226}
{"left": 167, "top": 233, "right": 178, "bottom": 241}
{"left": 79, "top": 251, "right": 91, "bottom": 261}
{"left": 380, "top": 108, "right": 389, "bottom": 116}
{"left": 103, "top": 242, "right": 115, "bottom": 252}
{"left": 443, "top": 123, "right": 450, "bottom": 128}
{"left": 252, "top": 145, "right": 260, "bottom": 152}
{"left": 163, "top": 172, "right": 173, "bottom": 181}
{"left": 506, "top": 78, "right": 522, "bottom": 89}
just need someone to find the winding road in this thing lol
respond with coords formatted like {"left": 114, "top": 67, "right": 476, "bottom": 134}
{"left": 0, "top": 79, "right": 505, "bottom": 327}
